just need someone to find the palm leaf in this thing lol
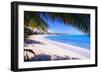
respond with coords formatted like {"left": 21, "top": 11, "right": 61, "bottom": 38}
{"left": 42, "top": 12, "right": 90, "bottom": 35}
{"left": 24, "top": 11, "right": 49, "bottom": 33}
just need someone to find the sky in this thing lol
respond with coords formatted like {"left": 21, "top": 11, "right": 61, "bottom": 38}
{"left": 44, "top": 18, "right": 84, "bottom": 35}
{"left": 48, "top": 21, "right": 83, "bottom": 35}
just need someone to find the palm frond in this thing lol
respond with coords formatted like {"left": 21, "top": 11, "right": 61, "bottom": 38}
{"left": 24, "top": 11, "right": 90, "bottom": 35}
{"left": 24, "top": 11, "right": 49, "bottom": 33}
{"left": 42, "top": 12, "right": 90, "bottom": 35}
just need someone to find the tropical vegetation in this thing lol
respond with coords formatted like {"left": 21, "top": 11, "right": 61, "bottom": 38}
{"left": 24, "top": 11, "right": 90, "bottom": 38}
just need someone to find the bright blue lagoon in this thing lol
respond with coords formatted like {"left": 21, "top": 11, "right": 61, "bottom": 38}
{"left": 45, "top": 35, "right": 90, "bottom": 49}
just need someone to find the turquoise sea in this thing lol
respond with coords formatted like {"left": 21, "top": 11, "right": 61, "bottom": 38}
{"left": 45, "top": 35, "right": 90, "bottom": 49}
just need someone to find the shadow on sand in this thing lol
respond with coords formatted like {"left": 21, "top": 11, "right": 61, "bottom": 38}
{"left": 24, "top": 39, "right": 44, "bottom": 45}
{"left": 24, "top": 53, "right": 80, "bottom": 62}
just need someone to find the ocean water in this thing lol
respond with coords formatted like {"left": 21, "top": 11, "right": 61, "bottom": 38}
{"left": 45, "top": 35, "right": 90, "bottom": 49}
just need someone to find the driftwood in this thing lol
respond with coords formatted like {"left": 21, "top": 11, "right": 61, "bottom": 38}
{"left": 24, "top": 49, "right": 36, "bottom": 61}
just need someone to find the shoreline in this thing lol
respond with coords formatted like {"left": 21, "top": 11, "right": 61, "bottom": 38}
{"left": 24, "top": 34, "right": 90, "bottom": 61}
{"left": 42, "top": 34, "right": 90, "bottom": 57}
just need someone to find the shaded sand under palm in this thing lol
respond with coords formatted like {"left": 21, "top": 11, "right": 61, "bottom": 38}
{"left": 24, "top": 35, "right": 90, "bottom": 62}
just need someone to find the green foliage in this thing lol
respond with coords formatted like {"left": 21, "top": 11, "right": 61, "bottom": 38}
{"left": 43, "top": 13, "right": 90, "bottom": 35}
{"left": 24, "top": 11, "right": 90, "bottom": 35}
{"left": 24, "top": 11, "right": 48, "bottom": 33}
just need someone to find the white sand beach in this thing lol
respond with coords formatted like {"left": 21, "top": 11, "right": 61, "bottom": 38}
{"left": 24, "top": 35, "right": 90, "bottom": 61}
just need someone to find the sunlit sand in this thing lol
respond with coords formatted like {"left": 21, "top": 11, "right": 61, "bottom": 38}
{"left": 24, "top": 35, "right": 90, "bottom": 61}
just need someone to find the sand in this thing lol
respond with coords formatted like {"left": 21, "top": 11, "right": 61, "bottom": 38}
{"left": 24, "top": 35, "right": 90, "bottom": 61}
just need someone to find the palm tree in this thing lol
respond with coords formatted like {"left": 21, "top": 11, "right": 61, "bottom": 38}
{"left": 24, "top": 11, "right": 49, "bottom": 33}
{"left": 24, "top": 11, "right": 49, "bottom": 38}
{"left": 24, "top": 11, "right": 90, "bottom": 37}
{"left": 41, "top": 12, "right": 90, "bottom": 35}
